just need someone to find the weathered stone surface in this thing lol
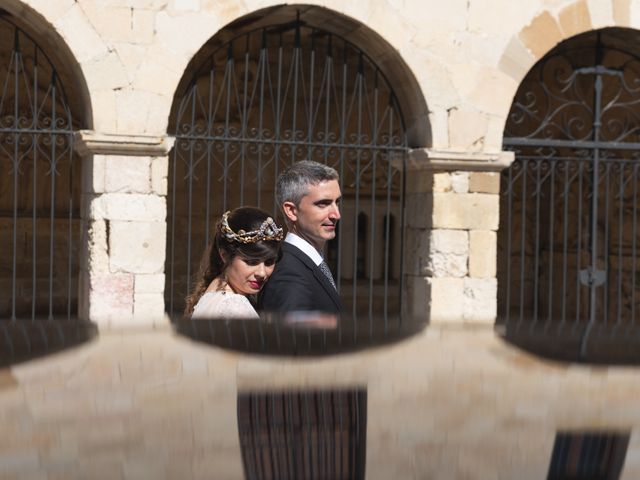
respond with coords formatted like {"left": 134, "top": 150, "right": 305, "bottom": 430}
{"left": 53, "top": 3, "right": 108, "bottom": 63}
{"left": 432, "top": 193, "right": 499, "bottom": 230}
{"left": 463, "top": 277, "right": 497, "bottom": 323}
{"left": 86, "top": 193, "right": 166, "bottom": 222}
{"left": 469, "top": 230, "right": 496, "bottom": 278}
{"left": 469, "top": 172, "right": 500, "bottom": 194}
{"left": 84, "top": 219, "right": 110, "bottom": 274}
{"left": 613, "top": 0, "right": 631, "bottom": 26}
{"left": 426, "top": 229, "right": 469, "bottom": 277}
{"left": 134, "top": 274, "right": 165, "bottom": 293}
{"left": 519, "top": 11, "right": 563, "bottom": 59}
{"left": 109, "top": 221, "right": 166, "bottom": 273}
{"left": 104, "top": 156, "right": 151, "bottom": 193}
{"left": 558, "top": 0, "right": 592, "bottom": 37}
{"left": 133, "top": 292, "right": 165, "bottom": 323}
{"left": 81, "top": 154, "right": 106, "bottom": 194}
{"left": 427, "top": 277, "right": 465, "bottom": 322}
{"left": 88, "top": 273, "right": 134, "bottom": 320}
{"left": 498, "top": 35, "right": 536, "bottom": 83}
{"left": 151, "top": 156, "right": 169, "bottom": 195}
{"left": 448, "top": 108, "right": 488, "bottom": 151}
{"left": 451, "top": 172, "right": 469, "bottom": 193}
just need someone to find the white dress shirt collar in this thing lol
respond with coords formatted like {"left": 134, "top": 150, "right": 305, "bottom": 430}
{"left": 285, "top": 232, "right": 323, "bottom": 266}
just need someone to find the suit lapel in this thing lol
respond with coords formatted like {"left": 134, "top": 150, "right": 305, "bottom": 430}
{"left": 284, "top": 243, "right": 343, "bottom": 311}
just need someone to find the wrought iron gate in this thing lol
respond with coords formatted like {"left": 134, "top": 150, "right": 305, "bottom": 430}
{"left": 166, "top": 19, "right": 407, "bottom": 319}
{"left": 500, "top": 29, "right": 640, "bottom": 357}
{"left": 0, "top": 16, "right": 79, "bottom": 321}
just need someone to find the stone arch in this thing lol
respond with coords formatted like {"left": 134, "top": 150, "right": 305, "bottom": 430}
{"left": 168, "top": 4, "right": 430, "bottom": 147}
{"left": 164, "top": 5, "right": 426, "bottom": 319}
{"left": 0, "top": 1, "right": 92, "bottom": 128}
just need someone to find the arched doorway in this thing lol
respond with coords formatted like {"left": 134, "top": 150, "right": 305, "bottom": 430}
{"left": 0, "top": 11, "right": 87, "bottom": 321}
{"left": 165, "top": 7, "right": 411, "bottom": 320}
{"left": 499, "top": 28, "right": 640, "bottom": 361}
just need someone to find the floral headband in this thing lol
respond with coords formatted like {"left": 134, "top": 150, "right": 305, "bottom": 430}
{"left": 220, "top": 211, "right": 284, "bottom": 244}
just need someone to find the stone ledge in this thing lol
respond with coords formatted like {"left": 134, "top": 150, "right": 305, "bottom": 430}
{"left": 74, "top": 130, "right": 176, "bottom": 157}
{"left": 406, "top": 148, "right": 515, "bottom": 172}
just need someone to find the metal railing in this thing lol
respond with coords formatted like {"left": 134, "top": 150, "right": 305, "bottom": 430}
{"left": 499, "top": 29, "right": 640, "bottom": 361}
{"left": 166, "top": 18, "right": 407, "bottom": 323}
{"left": 0, "top": 16, "right": 80, "bottom": 323}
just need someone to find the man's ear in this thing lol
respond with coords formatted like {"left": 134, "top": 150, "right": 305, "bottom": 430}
{"left": 282, "top": 201, "right": 298, "bottom": 223}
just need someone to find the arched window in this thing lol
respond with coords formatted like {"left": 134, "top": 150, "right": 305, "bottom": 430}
{"left": 0, "top": 14, "right": 85, "bottom": 321}
{"left": 166, "top": 7, "right": 408, "bottom": 319}
{"left": 499, "top": 28, "right": 640, "bottom": 362}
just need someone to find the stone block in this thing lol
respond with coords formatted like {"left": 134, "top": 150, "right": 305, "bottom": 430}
{"left": 559, "top": 0, "right": 592, "bottom": 38}
{"left": 498, "top": 36, "right": 536, "bottom": 83}
{"left": 54, "top": 4, "right": 109, "bottom": 63}
{"left": 131, "top": 8, "right": 156, "bottom": 44}
{"left": 133, "top": 60, "right": 182, "bottom": 96}
{"left": 428, "top": 229, "right": 469, "bottom": 277}
{"left": 451, "top": 172, "right": 469, "bottom": 193}
{"left": 135, "top": 274, "right": 166, "bottom": 294}
{"left": 427, "top": 277, "right": 465, "bottom": 323}
{"left": 463, "top": 277, "right": 497, "bottom": 323}
{"left": 104, "top": 156, "right": 151, "bottom": 193}
{"left": 109, "top": 221, "right": 166, "bottom": 274}
{"left": 469, "top": 172, "right": 500, "bottom": 194}
{"left": 151, "top": 156, "right": 169, "bottom": 195}
{"left": 587, "top": 0, "right": 614, "bottom": 28}
{"left": 519, "top": 11, "right": 563, "bottom": 59}
{"left": 81, "top": 154, "right": 106, "bottom": 194}
{"left": 405, "top": 193, "right": 432, "bottom": 229}
{"left": 87, "top": 193, "right": 166, "bottom": 222}
{"left": 90, "top": 89, "right": 118, "bottom": 133}
{"left": 433, "top": 172, "right": 452, "bottom": 192}
{"left": 403, "top": 275, "right": 429, "bottom": 320}
{"left": 133, "top": 292, "right": 165, "bottom": 323}
{"left": 432, "top": 193, "right": 499, "bottom": 230}
{"left": 448, "top": 108, "right": 488, "bottom": 151}
{"left": 77, "top": 3, "right": 133, "bottom": 42}
{"left": 613, "top": 0, "right": 631, "bottom": 26}
{"left": 82, "top": 50, "right": 129, "bottom": 91}
{"left": 84, "top": 220, "right": 110, "bottom": 274}
{"left": 469, "top": 230, "right": 497, "bottom": 278}
{"left": 404, "top": 228, "right": 430, "bottom": 276}
{"left": 88, "top": 273, "right": 134, "bottom": 321}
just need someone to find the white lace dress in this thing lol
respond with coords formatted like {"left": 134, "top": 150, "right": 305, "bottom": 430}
{"left": 191, "top": 291, "right": 259, "bottom": 319}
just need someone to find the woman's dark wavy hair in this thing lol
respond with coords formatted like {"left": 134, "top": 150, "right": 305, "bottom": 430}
{"left": 184, "top": 207, "right": 283, "bottom": 315}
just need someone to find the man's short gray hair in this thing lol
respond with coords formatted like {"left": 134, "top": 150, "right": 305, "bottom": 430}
{"left": 276, "top": 160, "right": 339, "bottom": 208}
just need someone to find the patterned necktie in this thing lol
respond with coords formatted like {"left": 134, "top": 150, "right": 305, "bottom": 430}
{"left": 319, "top": 260, "right": 337, "bottom": 290}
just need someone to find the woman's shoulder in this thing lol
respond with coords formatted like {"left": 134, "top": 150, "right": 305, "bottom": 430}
{"left": 191, "top": 291, "right": 259, "bottom": 319}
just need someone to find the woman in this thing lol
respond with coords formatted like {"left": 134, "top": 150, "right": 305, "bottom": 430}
{"left": 185, "top": 207, "right": 284, "bottom": 319}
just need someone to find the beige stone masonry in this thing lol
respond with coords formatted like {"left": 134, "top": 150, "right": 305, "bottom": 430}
{"left": 151, "top": 156, "right": 169, "bottom": 195}
{"left": 407, "top": 148, "right": 514, "bottom": 172}
{"left": 109, "top": 221, "right": 166, "bottom": 274}
{"left": 469, "top": 172, "right": 500, "bottom": 194}
{"left": 559, "top": 0, "right": 592, "bottom": 38}
{"left": 463, "top": 278, "right": 497, "bottom": 323}
{"left": 451, "top": 172, "right": 469, "bottom": 193}
{"left": 428, "top": 229, "right": 469, "bottom": 278}
{"left": 132, "top": 292, "right": 165, "bottom": 323}
{"left": 432, "top": 193, "right": 499, "bottom": 230}
{"left": 85, "top": 193, "right": 166, "bottom": 222}
{"left": 613, "top": 0, "right": 631, "bottom": 26}
{"left": 104, "top": 156, "right": 152, "bottom": 193}
{"left": 469, "top": 230, "right": 497, "bottom": 278}
{"left": 427, "top": 277, "right": 465, "bottom": 322}
{"left": 134, "top": 274, "right": 165, "bottom": 294}
{"left": 519, "top": 11, "right": 563, "bottom": 60}
{"left": 75, "top": 131, "right": 175, "bottom": 157}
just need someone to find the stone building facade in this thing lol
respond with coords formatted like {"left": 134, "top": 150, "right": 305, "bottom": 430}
{"left": 2, "top": 0, "right": 640, "bottom": 478}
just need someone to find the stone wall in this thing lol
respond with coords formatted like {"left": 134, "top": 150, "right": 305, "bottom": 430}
{"left": 0, "top": 0, "right": 639, "bottom": 324}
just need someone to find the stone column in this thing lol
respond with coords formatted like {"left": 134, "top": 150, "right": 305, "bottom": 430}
{"left": 76, "top": 131, "right": 174, "bottom": 328}
{"left": 404, "top": 149, "right": 514, "bottom": 324}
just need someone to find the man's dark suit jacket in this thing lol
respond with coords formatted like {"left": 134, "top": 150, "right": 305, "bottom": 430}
{"left": 258, "top": 242, "right": 343, "bottom": 314}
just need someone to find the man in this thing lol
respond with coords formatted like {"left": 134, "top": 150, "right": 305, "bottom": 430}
{"left": 258, "top": 160, "right": 343, "bottom": 314}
